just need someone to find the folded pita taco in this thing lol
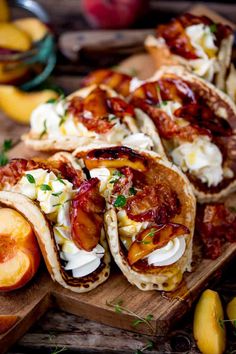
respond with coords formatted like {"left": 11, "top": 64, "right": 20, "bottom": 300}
{"left": 0, "top": 153, "right": 110, "bottom": 292}
{"left": 145, "top": 13, "right": 233, "bottom": 91}
{"left": 74, "top": 146, "right": 196, "bottom": 291}
{"left": 22, "top": 84, "right": 157, "bottom": 154}
{"left": 130, "top": 66, "right": 236, "bottom": 202}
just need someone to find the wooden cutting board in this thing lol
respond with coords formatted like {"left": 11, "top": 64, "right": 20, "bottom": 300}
{"left": 1, "top": 5, "right": 236, "bottom": 354}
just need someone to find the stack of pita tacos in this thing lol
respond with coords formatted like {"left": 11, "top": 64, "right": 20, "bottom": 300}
{"left": 2, "top": 12, "right": 236, "bottom": 293}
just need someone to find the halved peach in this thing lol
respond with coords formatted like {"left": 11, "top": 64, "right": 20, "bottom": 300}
{"left": 0, "top": 208, "right": 41, "bottom": 292}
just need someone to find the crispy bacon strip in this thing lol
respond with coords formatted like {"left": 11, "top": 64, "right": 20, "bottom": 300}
{"left": 84, "top": 146, "right": 147, "bottom": 172}
{"left": 68, "top": 89, "right": 113, "bottom": 134}
{"left": 174, "top": 103, "right": 232, "bottom": 137}
{"left": 196, "top": 203, "right": 236, "bottom": 259}
{"left": 68, "top": 87, "right": 135, "bottom": 134}
{"left": 128, "top": 223, "right": 189, "bottom": 265}
{"left": 131, "top": 78, "right": 231, "bottom": 141}
{"left": 156, "top": 13, "right": 233, "bottom": 59}
{"left": 0, "top": 158, "right": 83, "bottom": 189}
{"left": 81, "top": 69, "right": 132, "bottom": 97}
{"left": 107, "top": 97, "right": 135, "bottom": 119}
{"left": 125, "top": 184, "right": 181, "bottom": 223}
{"left": 70, "top": 178, "right": 106, "bottom": 252}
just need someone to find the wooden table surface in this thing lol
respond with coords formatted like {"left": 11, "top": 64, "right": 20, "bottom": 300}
{"left": 1, "top": 1, "right": 236, "bottom": 353}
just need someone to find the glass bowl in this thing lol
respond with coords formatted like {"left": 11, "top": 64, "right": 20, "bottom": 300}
{"left": 0, "top": 0, "right": 56, "bottom": 90}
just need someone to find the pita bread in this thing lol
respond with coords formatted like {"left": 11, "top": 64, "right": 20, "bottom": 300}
{"left": 75, "top": 147, "right": 196, "bottom": 291}
{"left": 0, "top": 154, "right": 111, "bottom": 293}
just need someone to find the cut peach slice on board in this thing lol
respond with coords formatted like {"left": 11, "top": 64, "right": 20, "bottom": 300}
{"left": 193, "top": 289, "right": 226, "bottom": 354}
{"left": 0, "top": 208, "right": 41, "bottom": 292}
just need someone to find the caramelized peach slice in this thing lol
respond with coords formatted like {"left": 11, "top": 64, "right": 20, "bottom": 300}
{"left": 84, "top": 146, "right": 147, "bottom": 172}
{"left": 128, "top": 223, "right": 188, "bottom": 265}
{"left": 0, "top": 208, "right": 40, "bottom": 292}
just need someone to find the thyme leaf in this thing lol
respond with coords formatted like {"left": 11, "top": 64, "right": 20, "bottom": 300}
{"left": 26, "top": 174, "right": 36, "bottom": 184}
{"left": 114, "top": 195, "right": 127, "bottom": 208}
{"left": 210, "top": 23, "right": 217, "bottom": 33}
{"left": 40, "top": 184, "right": 52, "bottom": 191}
{"left": 106, "top": 300, "right": 155, "bottom": 334}
{"left": 0, "top": 139, "right": 13, "bottom": 166}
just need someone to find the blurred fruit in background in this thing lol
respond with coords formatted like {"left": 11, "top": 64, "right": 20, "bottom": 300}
{"left": 193, "top": 289, "right": 226, "bottom": 354}
{"left": 226, "top": 297, "right": 236, "bottom": 328}
{"left": 0, "top": 0, "right": 10, "bottom": 21}
{"left": 0, "top": 86, "right": 58, "bottom": 124}
{"left": 81, "top": 0, "right": 148, "bottom": 29}
{"left": 0, "top": 0, "right": 58, "bottom": 124}
{"left": 0, "top": 0, "right": 56, "bottom": 89}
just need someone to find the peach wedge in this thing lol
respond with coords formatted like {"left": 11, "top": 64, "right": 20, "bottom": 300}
{"left": 0, "top": 86, "right": 58, "bottom": 124}
{"left": 193, "top": 289, "right": 226, "bottom": 354}
{"left": 0, "top": 208, "right": 41, "bottom": 291}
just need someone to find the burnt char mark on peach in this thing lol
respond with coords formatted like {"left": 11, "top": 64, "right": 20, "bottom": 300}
{"left": 87, "top": 146, "right": 148, "bottom": 166}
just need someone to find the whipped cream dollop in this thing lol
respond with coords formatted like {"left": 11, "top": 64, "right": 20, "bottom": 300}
{"left": 185, "top": 24, "right": 219, "bottom": 81}
{"left": 146, "top": 236, "right": 186, "bottom": 266}
{"left": 13, "top": 168, "right": 104, "bottom": 277}
{"left": 30, "top": 99, "right": 141, "bottom": 146}
{"left": 171, "top": 136, "right": 223, "bottom": 186}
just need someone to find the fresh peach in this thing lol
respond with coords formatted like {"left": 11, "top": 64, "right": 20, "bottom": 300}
{"left": 81, "top": 0, "right": 146, "bottom": 29}
{"left": 0, "top": 86, "right": 58, "bottom": 124}
{"left": 226, "top": 297, "right": 236, "bottom": 328}
{"left": 193, "top": 289, "right": 226, "bottom": 354}
{"left": 0, "top": 208, "right": 41, "bottom": 292}
{"left": 13, "top": 18, "right": 48, "bottom": 42}
{"left": 0, "top": 22, "right": 31, "bottom": 51}
{"left": 0, "top": 0, "right": 10, "bottom": 22}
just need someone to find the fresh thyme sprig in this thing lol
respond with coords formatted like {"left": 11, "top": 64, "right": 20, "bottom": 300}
{"left": 219, "top": 318, "right": 236, "bottom": 329}
{"left": 0, "top": 139, "right": 13, "bottom": 166}
{"left": 106, "top": 299, "right": 155, "bottom": 334}
{"left": 135, "top": 340, "right": 154, "bottom": 354}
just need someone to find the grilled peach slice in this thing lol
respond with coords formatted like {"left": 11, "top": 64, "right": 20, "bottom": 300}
{"left": 193, "top": 289, "right": 226, "bottom": 354}
{"left": 0, "top": 208, "right": 40, "bottom": 292}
